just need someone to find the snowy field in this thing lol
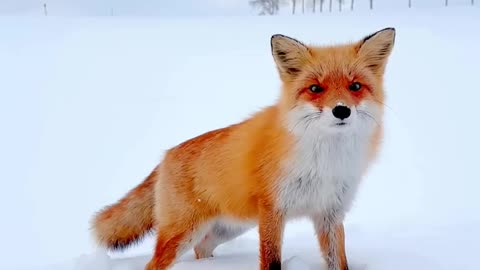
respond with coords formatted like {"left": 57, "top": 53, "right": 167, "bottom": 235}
{"left": 1, "top": 5, "right": 480, "bottom": 270}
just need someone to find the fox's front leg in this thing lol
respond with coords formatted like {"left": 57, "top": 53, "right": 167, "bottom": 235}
{"left": 258, "top": 202, "right": 285, "bottom": 270}
{"left": 312, "top": 214, "right": 349, "bottom": 270}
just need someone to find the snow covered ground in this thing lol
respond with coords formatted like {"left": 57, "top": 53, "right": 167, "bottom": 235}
{"left": 1, "top": 5, "right": 479, "bottom": 270}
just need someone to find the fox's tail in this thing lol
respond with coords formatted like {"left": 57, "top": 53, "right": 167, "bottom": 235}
{"left": 91, "top": 167, "right": 158, "bottom": 251}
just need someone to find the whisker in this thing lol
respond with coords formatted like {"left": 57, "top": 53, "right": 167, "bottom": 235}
{"left": 304, "top": 114, "right": 320, "bottom": 130}
{"left": 373, "top": 98, "right": 396, "bottom": 113}
{"left": 291, "top": 113, "right": 320, "bottom": 132}
{"left": 292, "top": 112, "right": 322, "bottom": 135}
{"left": 357, "top": 109, "right": 381, "bottom": 127}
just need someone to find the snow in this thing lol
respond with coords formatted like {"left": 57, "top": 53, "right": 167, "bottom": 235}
{"left": 1, "top": 5, "right": 480, "bottom": 270}
{"left": 283, "top": 256, "right": 311, "bottom": 270}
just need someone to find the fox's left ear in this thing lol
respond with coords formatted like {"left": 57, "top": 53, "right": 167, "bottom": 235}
{"left": 357, "top": 27, "right": 396, "bottom": 75}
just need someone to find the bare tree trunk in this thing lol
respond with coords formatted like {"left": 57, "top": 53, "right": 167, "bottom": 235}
{"left": 408, "top": 0, "right": 411, "bottom": 8}
{"left": 274, "top": 0, "right": 280, "bottom": 14}
{"left": 320, "top": 0, "right": 324, "bottom": 12}
{"left": 302, "top": 0, "right": 305, "bottom": 13}
{"left": 329, "top": 0, "right": 333, "bottom": 12}
{"left": 339, "top": 0, "right": 342, "bottom": 11}
{"left": 472, "top": 0, "right": 474, "bottom": 5}
{"left": 249, "top": 0, "right": 280, "bottom": 16}
{"left": 370, "top": 0, "right": 373, "bottom": 9}
{"left": 313, "top": 0, "right": 316, "bottom": 12}
{"left": 445, "top": 0, "right": 448, "bottom": 6}
{"left": 351, "top": 0, "right": 354, "bottom": 10}
{"left": 43, "top": 3, "right": 48, "bottom": 16}
{"left": 292, "top": 0, "right": 296, "bottom": 14}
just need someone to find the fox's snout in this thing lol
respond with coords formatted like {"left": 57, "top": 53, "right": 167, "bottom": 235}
{"left": 332, "top": 105, "right": 351, "bottom": 120}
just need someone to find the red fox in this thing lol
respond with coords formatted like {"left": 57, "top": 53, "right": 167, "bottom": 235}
{"left": 91, "top": 28, "right": 395, "bottom": 270}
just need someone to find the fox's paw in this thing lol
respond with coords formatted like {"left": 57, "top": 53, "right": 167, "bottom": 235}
{"left": 194, "top": 234, "right": 216, "bottom": 260}
{"left": 194, "top": 245, "right": 214, "bottom": 260}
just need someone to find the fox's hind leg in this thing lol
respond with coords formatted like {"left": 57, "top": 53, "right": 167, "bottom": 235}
{"left": 145, "top": 217, "right": 212, "bottom": 270}
{"left": 145, "top": 191, "right": 213, "bottom": 270}
{"left": 194, "top": 220, "right": 252, "bottom": 259}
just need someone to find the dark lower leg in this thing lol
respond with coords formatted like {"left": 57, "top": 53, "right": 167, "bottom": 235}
{"left": 258, "top": 203, "right": 285, "bottom": 270}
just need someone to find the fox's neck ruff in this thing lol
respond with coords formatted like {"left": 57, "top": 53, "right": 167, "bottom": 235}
{"left": 276, "top": 103, "right": 377, "bottom": 219}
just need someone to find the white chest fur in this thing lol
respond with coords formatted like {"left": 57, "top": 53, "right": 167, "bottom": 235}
{"left": 277, "top": 122, "right": 372, "bottom": 218}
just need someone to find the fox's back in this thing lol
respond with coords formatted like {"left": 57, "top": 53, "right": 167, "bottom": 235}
{"left": 158, "top": 105, "right": 292, "bottom": 219}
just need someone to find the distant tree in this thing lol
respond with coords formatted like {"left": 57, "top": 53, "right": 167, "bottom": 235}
{"left": 249, "top": 0, "right": 281, "bottom": 15}
{"left": 370, "top": 0, "right": 373, "bottom": 9}
{"left": 304, "top": 0, "right": 318, "bottom": 13}
{"left": 338, "top": 0, "right": 342, "bottom": 11}
{"left": 408, "top": 0, "right": 411, "bottom": 8}
{"left": 445, "top": 0, "right": 448, "bottom": 6}
{"left": 302, "top": 0, "right": 305, "bottom": 13}
{"left": 306, "top": 0, "right": 322, "bottom": 12}
{"left": 351, "top": 0, "right": 354, "bottom": 10}
{"left": 320, "top": 0, "right": 325, "bottom": 12}
{"left": 291, "top": 0, "right": 297, "bottom": 14}
{"left": 329, "top": 0, "right": 333, "bottom": 12}
{"left": 43, "top": 3, "right": 48, "bottom": 16}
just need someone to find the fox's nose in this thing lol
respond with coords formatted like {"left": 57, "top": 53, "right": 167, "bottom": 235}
{"left": 332, "top": 105, "right": 351, "bottom": 120}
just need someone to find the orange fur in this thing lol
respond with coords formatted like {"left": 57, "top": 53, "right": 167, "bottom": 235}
{"left": 91, "top": 28, "right": 396, "bottom": 270}
{"left": 91, "top": 168, "right": 157, "bottom": 250}
{"left": 319, "top": 224, "right": 348, "bottom": 270}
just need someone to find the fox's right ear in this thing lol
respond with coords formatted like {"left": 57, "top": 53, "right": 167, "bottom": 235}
{"left": 271, "top": 34, "right": 310, "bottom": 82}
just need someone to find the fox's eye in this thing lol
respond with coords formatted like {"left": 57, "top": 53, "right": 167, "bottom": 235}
{"left": 309, "top": 84, "right": 324, "bottom": 93}
{"left": 349, "top": 82, "right": 362, "bottom": 92}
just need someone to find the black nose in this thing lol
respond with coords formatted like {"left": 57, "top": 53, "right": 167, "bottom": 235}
{"left": 332, "top": 105, "right": 351, "bottom": 120}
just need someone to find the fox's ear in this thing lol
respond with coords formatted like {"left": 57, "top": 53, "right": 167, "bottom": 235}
{"left": 357, "top": 28, "right": 396, "bottom": 75}
{"left": 271, "top": 34, "right": 310, "bottom": 81}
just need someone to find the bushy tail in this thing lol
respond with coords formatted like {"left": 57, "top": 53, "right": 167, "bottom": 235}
{"left": 91, "top": 167, "right": 158, "bottom": 251}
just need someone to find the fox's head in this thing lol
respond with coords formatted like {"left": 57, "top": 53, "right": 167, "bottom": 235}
{"left": 271, "top": 28, "right": 395, "bottom": 136}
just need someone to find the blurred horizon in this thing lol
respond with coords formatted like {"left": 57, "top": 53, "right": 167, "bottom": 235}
{"left": 1, "top": 0, "right": 476, "bottom": 17}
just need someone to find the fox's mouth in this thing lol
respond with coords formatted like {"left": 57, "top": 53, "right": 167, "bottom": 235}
{"left": 335, "top": 122, "right": 347, "bottom": 126}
